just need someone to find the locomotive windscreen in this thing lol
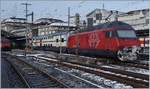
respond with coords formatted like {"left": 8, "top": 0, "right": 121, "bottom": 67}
{"left": 117, "top": 30, "right": 137, "bottom": 38}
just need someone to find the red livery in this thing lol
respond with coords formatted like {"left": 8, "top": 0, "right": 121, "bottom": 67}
{"left": 1, "top": 37, "right": 11, "bottom": 51}
{"left": 67, "top": 21, "right": 141, "bottom": 61}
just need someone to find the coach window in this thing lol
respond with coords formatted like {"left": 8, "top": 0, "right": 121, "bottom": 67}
{"left": 61, "top": 38, "right": 64, "bottom": 42}
{"left": 56, "top": 39, "right": 59, "bottom": 42}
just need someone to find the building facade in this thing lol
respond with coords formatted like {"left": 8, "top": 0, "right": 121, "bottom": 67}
{"left": 86, "top": 9, "right": 123, "bottom": 27}
{"left": 86, "top": 8, "right": 149, "bottom": 32}
{"left": 1, "top": 17, "right": 27, "bottom": 33}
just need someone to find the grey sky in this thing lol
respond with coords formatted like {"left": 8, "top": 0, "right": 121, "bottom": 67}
{"left": 1, "top": 0, "right": 149, "bottom": 22}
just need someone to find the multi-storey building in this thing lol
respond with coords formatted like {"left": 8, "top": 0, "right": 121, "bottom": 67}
{"left": 117, "top": 9, "right": 149, "bottom": 36}
{"left": 86, "top": 9, "right": 123, "bottom": 28}
{"left": 1, "top": 17, "right": 27, "bottom": 33}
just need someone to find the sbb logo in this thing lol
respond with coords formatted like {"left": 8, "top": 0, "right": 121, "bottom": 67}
{"left": 88, "top": 32, "right": 100, "bottom": 48}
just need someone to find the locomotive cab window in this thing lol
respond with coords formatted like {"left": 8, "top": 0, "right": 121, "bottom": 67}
{"left": 106, "top": 32, "right": 110, "bottom": 38}
{"left": 106, "top": 31, "right": 116, "bottom": 38}
{"left": 117, "top": 30, "right": 137, "bottom": 38}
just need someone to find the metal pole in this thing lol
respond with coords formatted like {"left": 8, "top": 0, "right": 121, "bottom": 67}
{"left": 31, "top": 12, "right": 34, "bottom": 24}
{"left": 68, "top": 7, "right": 70, "bottom": 31}
{"left": 27, "top": 12, "right": 34, "bottom": 51}
{"left": 21, "top": 3, "right": 31, "bottom": 56}
{"left": 75, "top": 13, "right": 80, "bottom": 56}
{"left": 60, "top": 30, "right": 62, "bottom": 55}
{"left": 60, "top": 7, "right": 70, "bottom": 55}
{"left": 25, "top": 3, "right": 28, "bottom": 56}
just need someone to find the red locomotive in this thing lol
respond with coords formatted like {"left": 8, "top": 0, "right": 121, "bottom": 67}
{"left": 1, "top": 37, "right": 11, "bottom": 51}
{"left": 67, "top": 21, "right": 141, "bottom": 61}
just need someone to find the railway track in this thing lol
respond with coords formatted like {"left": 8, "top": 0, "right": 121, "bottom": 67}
{"left": 35, "top": 56, "right": 149, "bottom": 88}
{"left": 113, "top": 61, "right": 149, "bottom": 70}
{"left": 69, "top": 61, "right": 149, "bottom": 81}
{"left": 5, "top": 51, "right": 149, "bottom": 88}
{"left": 3, "top": 52, "right": 104, "bottom": 88}
{"left": 1, "top": 55, "right": 29, "bottom": 88}
{"left": 34, "top": 50, "right": 149, "bottom": 70}
{"left": 2, "top": 53, "right": 69, "bottom": 88}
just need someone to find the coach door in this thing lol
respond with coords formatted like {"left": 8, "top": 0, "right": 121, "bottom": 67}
{"left": 105, "top": 31, "right": 117, "bottom": 51}
{"left": 40, "top": 39, "right": 42, "bottom": 47}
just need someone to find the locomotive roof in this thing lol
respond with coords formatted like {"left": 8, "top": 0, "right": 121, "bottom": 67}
{"left": 95, "top": 21, "right": 132, "bottom": 29}
{"left": 86, "top": 21, "right": 133, "bottom": 31}
{"left": 72, "top": 21, "right": 134, "bottom": 35}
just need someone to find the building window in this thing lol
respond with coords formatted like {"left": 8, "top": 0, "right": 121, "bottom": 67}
{"left": 146, "top": 19, "right": 149, "bottom": 24}
{"left": 41, "top": 32, "right": 44, "bottom": 35}
{"left": 87, "top": 18, "right": 93, "bottom": 28}
{"left": 96, "top": 13, "right": 102, "bottom": 20}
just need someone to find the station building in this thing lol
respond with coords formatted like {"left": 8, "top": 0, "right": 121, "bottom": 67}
{"left": 1, "top": 17, "right": 27, "bottom": 33}
{"left": 86, "top": 9, "right": 124, "bottom": 27}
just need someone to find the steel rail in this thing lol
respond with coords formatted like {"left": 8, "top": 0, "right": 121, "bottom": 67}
{"left": 4, "top": 51, "right": 149, "bottom": 88}
{"left": 37, "top": 56, "right": 149, "bottom": 88}
{"left": 68, "top": 61, "right": 149, "bottom": 81}
{"left": 3, "top": 53, "right": 69, "bottom": 88}
{"left": 31, "top": 53, "right": 149, "bottom": 81}
{"left": 7, "top": 53, "right": 103, "bottom": 88}
{"left": 3, "top": 54, "right": 31, "bottom": 88}
{"left": 114, "top": 61, "right": 149, "bottom": 70}
{"left": 34, "top": 49, "right": 149, "bottom": 69}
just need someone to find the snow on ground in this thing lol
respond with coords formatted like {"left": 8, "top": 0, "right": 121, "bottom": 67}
{"left": 66, "top": 69, "right": 133, "bottom": 89}
{"left": 102, "top": 65, "right": 150, "bottom": 75}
